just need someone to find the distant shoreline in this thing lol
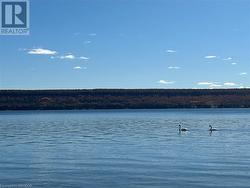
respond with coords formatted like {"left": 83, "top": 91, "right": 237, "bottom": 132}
{"left": 0, "top": 89, "right": 250, "bottom": 110}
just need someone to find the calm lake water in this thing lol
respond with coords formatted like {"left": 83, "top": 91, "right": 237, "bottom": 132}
{"left": 0, "top": 109, "right": 250, "bottom": 188}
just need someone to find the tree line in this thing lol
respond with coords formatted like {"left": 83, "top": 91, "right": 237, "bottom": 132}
{"left": 0, "top": 89, "right": 250, "bottom": 110}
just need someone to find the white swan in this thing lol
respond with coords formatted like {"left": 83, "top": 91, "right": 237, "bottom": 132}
{"left": 209, "top": 125, "right": 217, "bottom": 131}
{"left": 179, "top": 124, "right": 188, "bottom": 132}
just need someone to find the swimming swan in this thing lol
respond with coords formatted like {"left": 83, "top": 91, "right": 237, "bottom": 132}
{"left": 209, "top": 125, "right": 217, "bottom": 131}
{"left": 179, "top": 124, "right": 188, "bottom": 132}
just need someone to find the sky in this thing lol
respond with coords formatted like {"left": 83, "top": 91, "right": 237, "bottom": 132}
{"left": 0, "top": 0, "right": 250, "bottom": 89}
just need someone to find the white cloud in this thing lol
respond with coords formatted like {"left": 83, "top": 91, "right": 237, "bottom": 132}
{"left": 197, "top": 82, "right": 214, "bottom": 85}
{"left": 73, "top": 66, "right": 87, "bottom": 70}
{"left": 73, "top": 66, "right": 82, "bottom": 69}
{"left": 223, "top": 57, "right": 232, "bottom": 61}
{"left": 157, "top": 80, "right": 175, "bottom": 84}
{"left": 168, "top": 66, "right": 180, "bottom": 69}
{"left": 89, "top": 33, "right": 97, "bottom": 36}
{"left": 197, "top": 82, "right": 238, "bottom": 87}
{"left": 204, "top": 55, "right": 217, "bottom": 59}
{"left": 28, "top": 48, "right": 57, "bottom": 55}
{"left": 224, "top": 82, "right": 236, "bottom": 86}
{"left": 59, "top": 54, "right": 75, "bottom": 59}
{"left": 166, "top": 49, "right": 176, "bottom": 53}
{"left": 231, "top": 63, "right": 237, "bottom": 65}
{"left": 79, "top": 56, "right": 89, "bottom": 60}
{"left": 210, "top": 84, "right": 222, "bottom": 87}
{"left": 239, "top": 72, "right": 247, "bottom": 75}
{"left": 54, "top": 54, "right": 89, "bottom": 60}
{"left": 26, "top": 48, "right": 89, "bottom": 62}
{"left": 197, "top": 82, "right": 224, "bottom": 88}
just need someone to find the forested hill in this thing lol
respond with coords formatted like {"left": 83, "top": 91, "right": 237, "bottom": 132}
{"left": 0, "top": 89, "right": 250, "bottom": 110}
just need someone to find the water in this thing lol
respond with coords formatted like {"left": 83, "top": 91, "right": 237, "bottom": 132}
{"left": 0, "top": 109, "right": 250, "bottom": 188}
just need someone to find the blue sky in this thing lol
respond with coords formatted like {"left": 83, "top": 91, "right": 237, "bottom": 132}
{"left": 0, "top": 0, "right": 249, "bottom": 89}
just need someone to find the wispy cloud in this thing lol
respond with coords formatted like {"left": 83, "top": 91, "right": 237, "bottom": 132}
{"left": 197, "top": 82, "right": 214, "bottom": 85}
{"left": 231, "top": 63, "right": 237, "bottom": 65}
{"left": 73, "top": 66, "right": 82, "bottom": 69}
{"left": 204, "top": 55, "right": 217, "bottom": 59}
{"left": 79, "top": 56, "right": 89, "bottom": 60}
{"left": 53, "top": 54, "right": 89, "bottom": 61}
{"left": 168, "top": 66, "right": 180, "bottom": 69}
{"left": 89, "top": 33, "right": 97, "bottom": 36}
{"left": 59, "top": 54, "right": 75, "bottom": 59}
{"left": 27, "top": 48, "right": 57, "bottom": 55}
{"left": 73, "top": 66, "right": 87, "bottom": 70}
{"left": 210, "top": 84, "right": 222, "bottom": 87}
{"left": 223, "top": 57, "right": 232, "bottom": 61}
{"left": 73, "top": 32, "right": 80, "bottom": 36}
{"left": 198, "top": 82, "right": 237, "bottom": 87}
{"left": 24, "top": 48, "right": 89, "bottom": 62}
{"left": 239, "top": 72, "right": 247, "bottom": 75}
{"left": 84, "top": 41, "right": 91, "bottom": 44}
{"left": 224, "top": 82, "right": 236, "bottom": 86}
{"left": 197, "top": 81, "right": 223, "bottom": 88}
{"left": 18, "top": 48, "right": 28, "bottom": 51}
{"left": 166, "top": 49, "right": 176, "bottom": 53}
{"left": 157, "top": 80, "right": 175, "bottom": 84}
{"left": 197, "top": 82, "right": 226, "bottom": 89}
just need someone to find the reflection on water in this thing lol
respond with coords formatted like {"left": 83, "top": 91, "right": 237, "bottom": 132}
{"left": 0, "top": 109, "right": 250, "bottom": 188}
